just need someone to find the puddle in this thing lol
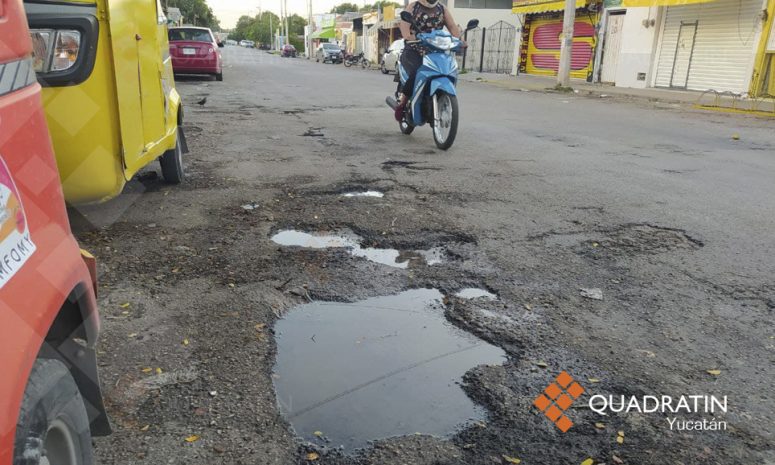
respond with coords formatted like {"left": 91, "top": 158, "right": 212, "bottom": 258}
{"left": 455, "top": 288, "right": 497, "bottom": 300}
{"left": 273, "top": 289, "right": 506, "bottom": 451}
{"left": 271, "top": 230, "right": 444, "bottom": 268}
{"left": 341, "top": 190, "right": 384, "bottom": 198}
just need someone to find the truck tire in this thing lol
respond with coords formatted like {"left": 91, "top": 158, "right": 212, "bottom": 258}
{"left": 215, "top": 72, "right": 223, "bottom": 81}
{"left": 14, "top": 359, "right": 94, "bottom": 465}
{"left": 160, "top": 130, "right": 185, "bottom": 184}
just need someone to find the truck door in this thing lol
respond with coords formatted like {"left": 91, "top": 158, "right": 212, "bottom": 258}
{"left": 109, "top": 0, "right": 166, "bottom": 174}
{"left": 135, "top": 0, "right": 165, "bottom": 145}
{"left": 107, "top": 0, "right": 146, "bottom": 172}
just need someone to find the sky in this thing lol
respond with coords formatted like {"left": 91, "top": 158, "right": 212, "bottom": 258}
{"left": 210, "top": 0, "right": 366, "bottom": 28}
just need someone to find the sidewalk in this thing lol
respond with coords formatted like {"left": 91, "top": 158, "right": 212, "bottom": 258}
{"left": 458, "top": 72, "right": 775, "bottom": 116}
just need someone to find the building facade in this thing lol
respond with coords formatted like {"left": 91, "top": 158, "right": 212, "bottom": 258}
{"left": 512, "top": 0, "right": 775, "bottom": 96}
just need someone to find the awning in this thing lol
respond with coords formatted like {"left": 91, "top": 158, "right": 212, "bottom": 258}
{"left": 621, "top": 0, "right": 715, "bottom": 6}
{"left": 310, "top": 27, "right": 335, "bottom": 39}
{"left": 512, "top": 0, "right": 587, "bottom": 14}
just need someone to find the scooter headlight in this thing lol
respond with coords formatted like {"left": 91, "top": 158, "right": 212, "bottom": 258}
{"left": 30, "top": 29, "right": 82, "bottom": 73}
{"left": 426, "top": 36, "right": 454, "bottom": 51}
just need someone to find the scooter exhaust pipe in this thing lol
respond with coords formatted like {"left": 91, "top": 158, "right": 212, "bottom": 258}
{"left": 385, "top": 96, "right": 398, "bottom": 110}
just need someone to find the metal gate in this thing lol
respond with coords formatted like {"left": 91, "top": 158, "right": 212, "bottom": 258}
{"left": 462, "top": 21, "right": 516, "bottom": 73}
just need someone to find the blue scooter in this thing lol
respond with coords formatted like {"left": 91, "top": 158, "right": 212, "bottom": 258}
{"left": 386, "top": 11, "right": 478, "bottom": 150}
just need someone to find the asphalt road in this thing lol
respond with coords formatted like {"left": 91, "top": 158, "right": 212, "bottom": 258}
{"left": 79, "top": 46, "right": 775, "bottom": 465}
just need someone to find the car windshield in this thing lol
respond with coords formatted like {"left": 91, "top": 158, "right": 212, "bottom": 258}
{"left": 322, "top": 44, "right": 339, "bottom": 50}
{"left": 169, "top": 29, "right": 213, "bottom": 42}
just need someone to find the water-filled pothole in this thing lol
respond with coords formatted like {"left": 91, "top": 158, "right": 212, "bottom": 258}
{"left": 341, "top": 190, "right": 384, "bottom": 198}
{"left": 271, "top": 230, "right": 444, "bottom": 268}
{"left": 273, "top": 289, "right": 506, "bottom": 451}
{"left": 455, "top": 288, "right": 497, "bottom": 300}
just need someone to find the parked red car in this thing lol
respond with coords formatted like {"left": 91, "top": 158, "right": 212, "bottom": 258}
{"left": 1, "top": 0, "right": 109, "bottom": 463}
{"left": 281, "top": 44, "right": 297, "bottom": 58}
{"left": 169, "top": 26, "right": 223, "bottom": 81}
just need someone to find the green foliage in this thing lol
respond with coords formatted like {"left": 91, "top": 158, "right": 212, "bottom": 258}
{"left": 228, "top": 12, "right": 307, "bottom": 51}
{"left": 329, "top": 2, "right": 359, "bottom": 13}
{"left": 359, "top": 1, "right": 400, "bottom": 12}
{"left": 166, "top": 0, "right": 220, "bottom": 30}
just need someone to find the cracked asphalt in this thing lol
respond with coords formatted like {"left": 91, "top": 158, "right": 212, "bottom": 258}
{"left": 74, "top": 46, "right": 775, "bottom": 465}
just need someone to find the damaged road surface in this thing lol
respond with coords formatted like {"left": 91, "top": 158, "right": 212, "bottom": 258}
{"left": 76, "top": 46, "right": 775, "bottom": 464}
{"left": 274, "top": 289, "right": 505, "bottom": 451}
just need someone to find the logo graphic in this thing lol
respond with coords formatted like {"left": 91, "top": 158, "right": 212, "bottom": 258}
{"left": 533, "top": 371, "right": 585, "bottom": 432}
{"left": 0, "top": 155, "right": 36, "bottom": 289}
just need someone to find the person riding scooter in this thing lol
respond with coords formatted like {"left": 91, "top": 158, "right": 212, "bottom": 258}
{"left": 394, "top": 0, "right": 464, "bottom": 122}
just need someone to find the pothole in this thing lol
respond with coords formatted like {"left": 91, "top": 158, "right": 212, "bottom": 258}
{"left": 341, "top": 190, "right": 384, "bottom": 198}
{"left": 455, "top": 288, "right": 497, "bottom": 300}
{"left": 273, "top": 289, "right": 506, "bottom": 451}
{"left": 536, "top": 223, "right": 703, "bottom": 257}
{"left": 301, "top": 128, "right": 324, "bottom": 137}
{"left": 271, "top": 230, "right": 445, "bottom": 268}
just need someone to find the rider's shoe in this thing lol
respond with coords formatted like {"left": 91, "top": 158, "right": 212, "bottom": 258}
{"left": 394, "top": 100, "right": 406, "bottom": 122}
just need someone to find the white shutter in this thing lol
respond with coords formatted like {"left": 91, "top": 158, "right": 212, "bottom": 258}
{"left": 654, "top": 0, "right": 761, "bottom": 92}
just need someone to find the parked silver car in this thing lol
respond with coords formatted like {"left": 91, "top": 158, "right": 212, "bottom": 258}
{"left": 316, "top": 43, "right": 343, "bottom": 63}
{"left": 381, "top": 39, "right": 404, "bottom": 74}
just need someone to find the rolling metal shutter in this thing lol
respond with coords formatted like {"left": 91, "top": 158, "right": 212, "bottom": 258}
{"left": 654, "top": 0, "right": 762, "bottom": 92}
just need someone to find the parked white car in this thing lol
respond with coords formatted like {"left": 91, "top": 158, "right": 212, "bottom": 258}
{"left": 381, "top": 39, "right": 404, "bottom": 74}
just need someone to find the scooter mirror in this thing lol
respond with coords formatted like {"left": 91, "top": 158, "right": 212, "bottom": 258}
{"left": 466, "top": 19, "right": 479, "bottom": 30}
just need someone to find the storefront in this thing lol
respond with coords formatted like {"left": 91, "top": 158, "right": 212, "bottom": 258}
{"left": 651, "top": 0, "right": 766, "bottom": 92}
{"left": 754, "top": 0, "right": 775, "bottom": 96}
{"left": 513, "top": 0, "right": 601, "bottom": 80}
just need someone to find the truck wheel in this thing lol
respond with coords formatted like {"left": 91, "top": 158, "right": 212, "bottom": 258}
{"left": 160, "top": 129, "right": 185, "bottom": 184}
{"left": 14, "top": 359, "right": 94, "bottom": 465}
{"left": 215, "top": 72, "right": 223, "bottom": 81}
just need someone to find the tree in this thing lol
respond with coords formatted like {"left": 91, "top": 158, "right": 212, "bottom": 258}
{"left": 248, "top": 12, "right": 280, "bottom": 47}
{"left": 287, "top": 14, "right": 307, "bottom": 51}
{"left": 227, "top": 10, "right": 306, "bottom": 49}
{"left": 329, "top": 2, "right": 359, "bottom": 13}
{"left": 360, "top": 1, "right": 400, "bottom": 12}
{"left": 229, "top": 15, "right": 254, "bottom": 41}
{"left": 167, "top": 0, "right": 220, "bottom": 30}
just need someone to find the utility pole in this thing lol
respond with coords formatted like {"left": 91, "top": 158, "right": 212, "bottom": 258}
{"left": 307, "top": 0, "right": 313, "bottom": 58}
{"left": 269, "top": 14, "right": 273, "bottom": 49}
{"left": 284, "top": 0, "right": 290, "bottom": 47}
{"left": 556, "top": 0, "right": 576, "bottom": 87}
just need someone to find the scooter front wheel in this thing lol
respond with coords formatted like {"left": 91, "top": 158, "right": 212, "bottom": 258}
{"left": 432, "top": 91, "right": 458, "bottom": 150}
{"left": 399, "top": 117, "right": 414, "bottom": 135}
{"left": 344, "top": 60, "right": 353, "bottom": 67}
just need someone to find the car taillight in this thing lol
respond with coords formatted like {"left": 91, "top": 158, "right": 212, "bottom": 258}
{"left": 30, "top": 29, "right": 81, "bottom": 73}
{"left": 208, "top": 47, "right": 214, "bottom": 53}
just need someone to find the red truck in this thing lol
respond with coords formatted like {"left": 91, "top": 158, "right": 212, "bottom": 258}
{"left": 0, "top": 0, "right": 109, "bottom": 463}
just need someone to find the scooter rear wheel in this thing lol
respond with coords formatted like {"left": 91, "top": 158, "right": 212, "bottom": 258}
{"left": 432, "top": 92, "right": 458, "bottom": 150}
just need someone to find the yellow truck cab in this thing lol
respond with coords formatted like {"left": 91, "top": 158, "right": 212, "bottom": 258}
{"left": 24, "top": 0, "right": 187, "bottom": 204}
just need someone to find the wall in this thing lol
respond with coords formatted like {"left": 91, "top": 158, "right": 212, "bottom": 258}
{"left": 446, "top": 0, "right": 518, "bottom": 30}
{"left": 611, "top": 7, "right": 660, "bottom": 88}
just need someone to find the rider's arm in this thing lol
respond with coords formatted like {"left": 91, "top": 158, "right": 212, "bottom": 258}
{"left": 400, "top": 2, "right": 417, "bottom": 41}
{"left": 443, "top": 7, "right": 463, "bottom": 38}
